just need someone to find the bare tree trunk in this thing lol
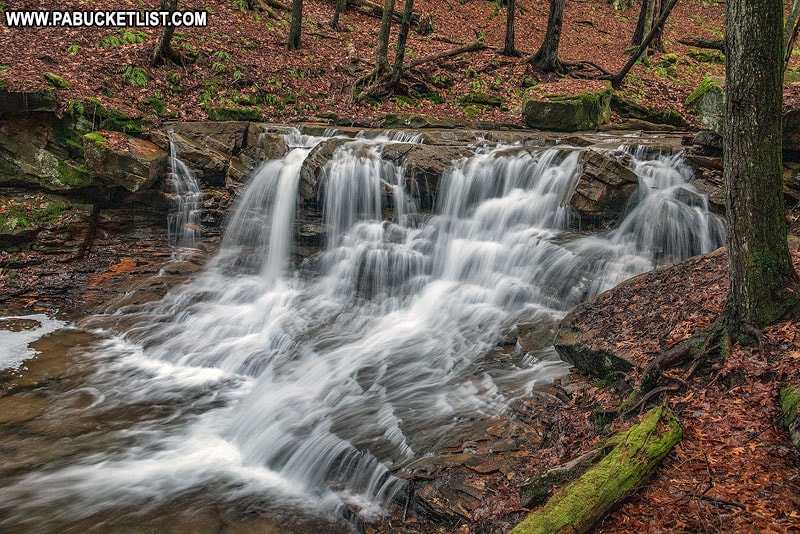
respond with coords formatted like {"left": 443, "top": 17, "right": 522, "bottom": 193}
{"left": 375, "top": 0, "right": 396, "bottom": 74}
{"left": 390, "top": 0, "right": 414, "bottom": 89}
{"left": 150, "top": 0, "right": 178, "bottom": 66}
{"left": 529, "top": 0, "right": 565, "bottom": 72}
{"left": 287, "top": 0, "right": 303, "bottom": 50}
{"left": 785, "top": 0, "right": 800, "bottom": 69}
{"left": 604, "top": 0, "right": 678, "bottom": 87}
{"left": 632, "top": 0, "right": 665, "bottom": 50}
{"left": 501, "top": 0, "right": 520, "bottom": 57}
{"left": 723, "top": 0, "right": 800, "bottom": 335}
{"left": 330, "top": 0, "right": 348, "bottom": 29}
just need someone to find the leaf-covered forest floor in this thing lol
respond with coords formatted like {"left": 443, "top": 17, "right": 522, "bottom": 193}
{"left": 4, "top": 0, "right": 800, "bottom": 532}
{"left": 2, "top": 0, "right": 791, "bottom": 126}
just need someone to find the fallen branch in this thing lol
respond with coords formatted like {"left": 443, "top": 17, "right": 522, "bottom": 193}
{"left": 677, "top": 37, "right": 725, "bottom": 52}
{"left": 601, "top": 0, "right": 679, "bottom": 88}
{"left": 511, "top": 406, "right": 682, "bottom": 534}
{"left": 350, "top": 0, "right": 420, "bottom": 24}
{"left": 407, "top": 41, "right": 487, "bottom": 69}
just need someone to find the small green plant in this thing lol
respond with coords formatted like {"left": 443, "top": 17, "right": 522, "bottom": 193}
{"left": 66, "top": 44, "right": 82, "bottom": 56}
{"left": 66, "top": 99, "right": 85, "bottom": 116}
{"left": 211, "top": 61, "right": 227, "bottom": 73}
{"left": 0, "top": 64, "right": 10, "bottom": 76}
{"left": 119, "top": 66, "right": 148, "bottom": 87}
{"left": 289, "top": 67, "right": 306, "bottom": 79}
{"left": 97, "top": 29, "right": 146, "bottom": 49}
{"left": 232, "top": 0, "right": 248, "bottom": 10}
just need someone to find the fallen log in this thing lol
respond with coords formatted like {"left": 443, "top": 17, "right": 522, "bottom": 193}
{"left": 510, "top": 406, "right": 682, "bottom": 534}
{"left": 407, "top": 41, "right": 487, "bottom": 69}
{"left": 781, "top": 385, "right": 800, "bottom": 451}
{"left": 350, "top": 0, "right": 420, "bottom": 24}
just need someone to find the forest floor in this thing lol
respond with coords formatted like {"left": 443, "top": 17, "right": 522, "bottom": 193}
{"left": 0, "top": 0, "right": 773, "bottom": 127}
{"left": 3, "top": 0, "right": 800, "bottom": 532}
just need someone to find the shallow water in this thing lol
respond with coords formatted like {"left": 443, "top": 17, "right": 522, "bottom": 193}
{"left": 0, "top": 132, "right": 725, "bottom": 533}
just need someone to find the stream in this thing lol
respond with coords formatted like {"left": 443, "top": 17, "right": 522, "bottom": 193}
{"left": 0, "top": 129, "right": 725, "bottom": 533}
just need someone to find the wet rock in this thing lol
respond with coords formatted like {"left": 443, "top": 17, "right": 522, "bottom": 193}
{"left": 381, "top": 143, "right": 473, "bottom": 209}
{"left": 83, "top": 132, "right": 166, "bottom": 192}
{"left": 683, "top": 154, "right": 725, "bottom": 213}
{"left": 0, "top": 392, "right": 49, "bottom": 424}
{"left": 523, "top": 86, "right": 612, "bottom": 132}
{"left": 0, "top": 192, "right": 93, "bottom": 255}
{"left": 298, "top": 137, "right": 349, "bottom": 202}
{"left": 566, "top": 149, "right": 639, "bottom": 227}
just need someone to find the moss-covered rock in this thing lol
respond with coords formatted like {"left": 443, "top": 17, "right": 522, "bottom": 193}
{"left": 610, "top": 94, "right": 689, "bottom": 128}
{"left": 83, "top": 131, "right": 166, "bottom": 192}
{"left": 66, "top": 97, "right": 150, "bottom": 134}
{"left": 523, "top": 86, "right": 612, "bottom": 132}
{"left": 43, "top": 72, "right": 72, "bottom": 90}
{"left": 781, "top": 386, "right": 800, "bottom": 451}
{"left": 686, "top": 76, "right": 725, "bottom": 134}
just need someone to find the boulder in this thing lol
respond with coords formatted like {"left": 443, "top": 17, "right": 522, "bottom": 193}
{"left": 610, "top": 94, "right": 689, "bottom": 128}
{"left": 566, "top": 149, "right": 639, "bottom": 227}
{"left": 686, "top": 76, "right": 725, "bottom": 134}
{"left": 523, "top": 87, "right": 612, "bottom": 132}
{"left": 83, "top": 131, "right": 166, "bottom": 192}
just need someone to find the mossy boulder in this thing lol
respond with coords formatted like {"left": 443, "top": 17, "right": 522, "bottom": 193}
{"left": 66, "top": 97, "right": 150, "bottom": 134}
{"left": 83, "top": 131, "right": 166, "bottom": 192}
{"left": 610, "top": 94, "right": 688, "bottom": 128}
{"left": 781, "top": 386, "right": 800, "bottom": 452}
{"left": 43, "top": 72, "right": 72, "bottom": 90}
{"left": 523, "top": 86, "right": 612, "bottom": 132}
{"left": 686, "top": 76, "right": 725, "bottom": 134}
{"left": 0, "top": 192, "right": 93, "bottom": 254}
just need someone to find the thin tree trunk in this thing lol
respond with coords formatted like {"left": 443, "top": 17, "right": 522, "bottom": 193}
{"left": 529, "top": 0, "right": 566, "bottom": 72}
{"left": 604, "top": 0, "right": 678, "bottom": 87}
{"left": 390, "top": 0, "right": 414, "bottom": 89}
{"left": 501, "top": 0, "right": 520, "bottom": 57}
{"left": 375, "top": 0, "right": 396, "bottom": 74}
{"left": 150, "top": 0, "right": 178, "bottom": 66}
{"left": 632, "top": 0, "right": 655, "bottom": 45}
{"left": 330, "top": 0, "right": 348, "bottom": 29}
{"left": 785, "top": 0, "right": 800, "bottom": 69}
{"left": 723, "top": 0, "right": 800, "bottom": 333}
{"left": 286, "top": 0, "right": 303, "bottom": 50}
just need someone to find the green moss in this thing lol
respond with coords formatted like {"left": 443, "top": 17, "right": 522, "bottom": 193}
{"left": 686, "top": 76, "right": 724, "bottom": 108}
{"left": 43, "top": 72, "right": 72, "bottom": 90}
{"left": 658, "top": 53, "right": 679, "bottom": 66}
{"left": 458, "top": 92, "right": 504, "bottom": 108}
{"left": 141, "top": 95, "right": 167, "bottom": 116}
{"left": 64, "top": 97, "right": 149, "bottom": 134}
{"left": 781, "top": 386, "right": 800, "bottom": 427}
{"left": 57, "top": 161, "right": 93, "bottom": 187}
{"left": 511, "top": 406, "right": 682, "bottom": 534}
{"left": 83, "top": 132, "right": 106, "bottom": 146}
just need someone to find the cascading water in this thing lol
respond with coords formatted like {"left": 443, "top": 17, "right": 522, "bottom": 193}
{"left": 166, "top": 132, "right": 203, "bottom": 253}
{"left": 0, "top": 131, "right": 726, "bottom": 533}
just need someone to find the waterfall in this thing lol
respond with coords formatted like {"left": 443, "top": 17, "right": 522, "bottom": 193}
{"left": 0, "top": 132, "right": 726, "bottom": 532}
{"left": 167, "top": 132, "right": 203, "bottom": 254}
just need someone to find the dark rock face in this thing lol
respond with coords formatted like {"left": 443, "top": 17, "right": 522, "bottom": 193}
{"left": 568, "top": 149, "right": 639, "bottom": 228}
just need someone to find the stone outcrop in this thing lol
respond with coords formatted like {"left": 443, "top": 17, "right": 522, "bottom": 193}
{"left": 523, "top": 87, "right": 612, "bottom": 132}
{"left": 83, "top": 132, "right": 166, "bottom": 192}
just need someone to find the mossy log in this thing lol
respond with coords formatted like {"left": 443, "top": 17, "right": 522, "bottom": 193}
{"left": 511, "top": 406, "right": 682, "bottom": 534}
{"left": 781, "top": 385, "right": 800, "bottom": 451}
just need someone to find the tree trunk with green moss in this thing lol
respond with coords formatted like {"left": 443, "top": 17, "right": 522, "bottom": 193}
{"left": 510, "top": 406, "right": 682, "bottom": 534}
{"left": 286, "top": 0, "right": 303, "bottom": 50}
{"left": 330, "top": 0, "right": 348, "bottom": 29}
{"left": 723, "top": 0, "right": 800, "bottom": 336}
